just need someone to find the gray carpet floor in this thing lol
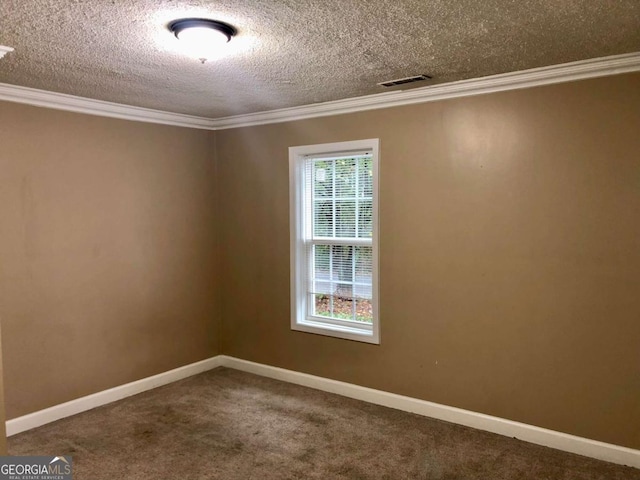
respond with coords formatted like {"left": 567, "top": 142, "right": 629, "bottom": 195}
{"left": 8, "top": 367, "right": 640, "bottom": 479}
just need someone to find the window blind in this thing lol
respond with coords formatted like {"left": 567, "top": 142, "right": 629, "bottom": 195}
{"left": 304, "top": 153, "right": 373, "bottom": 324}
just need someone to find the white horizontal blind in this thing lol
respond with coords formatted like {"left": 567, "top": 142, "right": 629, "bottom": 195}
{"left": 304, "top": 153, "right": 373, "bottom": 325}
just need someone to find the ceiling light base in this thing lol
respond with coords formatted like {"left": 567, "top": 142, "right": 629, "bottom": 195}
{"left": 0, "top": 45, "right": 15, "bottom": 60}
{"left": 168, "top": 18, "right": 236, "bottom": 42}
{"left": 168, "top": 18, "right": 237, "bottom": 63}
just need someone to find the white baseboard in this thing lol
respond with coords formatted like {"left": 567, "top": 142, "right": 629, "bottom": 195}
{"left": 6, "top": 354, "right": 639, "bottom": 469}
{"left": 6, "top": 356, "right": 223, "bottom": 436}
{"left": 219, "top": 355, "right": 640, "bottom": 469}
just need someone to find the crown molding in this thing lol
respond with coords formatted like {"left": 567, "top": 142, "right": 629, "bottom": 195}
{"left": 0, "top": 52, "right": 639, "bottom": 130}
{"left": 0, "top": 82, "right": 215, "bottom": 130}
{"left": 210, "top": 52, "right": 640, "bottom": 129}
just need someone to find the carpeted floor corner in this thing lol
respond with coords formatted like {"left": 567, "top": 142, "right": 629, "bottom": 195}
{"left": 8, "top": 367, "right": 640, "bottom": 479}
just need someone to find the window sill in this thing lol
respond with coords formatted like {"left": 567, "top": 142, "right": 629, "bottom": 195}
{"left": 292, "top": 318, "right": 379, "bottom": 344}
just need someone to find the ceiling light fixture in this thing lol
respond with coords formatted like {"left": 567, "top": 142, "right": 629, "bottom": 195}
{"left": 0, "top": 45, "right": 14, "bottom": 60}
{"left": 168, "top": 18, "right": 236, "bottom": 64}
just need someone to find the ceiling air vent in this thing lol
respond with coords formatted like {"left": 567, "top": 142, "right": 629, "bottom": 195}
{"left": 378, "top": 74, "right": 431, "bottom": 88}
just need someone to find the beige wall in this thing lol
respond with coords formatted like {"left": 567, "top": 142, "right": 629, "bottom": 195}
{"left": 0, "top": 73, "right": 638, "bottom": 450}
{"left": 216, "top": 73, "right": 640, "bottom": 449}
{"left": 0, "top": 102, "right": 220, "bottom": 419}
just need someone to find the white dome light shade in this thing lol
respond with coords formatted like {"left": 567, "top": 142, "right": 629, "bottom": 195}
{"left": 169, "top": 18, "right": 236, "bottom": 63}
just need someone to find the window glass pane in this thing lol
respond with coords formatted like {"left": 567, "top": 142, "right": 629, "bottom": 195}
{"left": 335, "top": 158, "right": 357, "bottom": 198}
{"left": 335, "top": 200, "right": 356, "bottom": 237}
{"left": 311, "top": 156, "right": 371, "bottom": 240}
{"left": 313, "top": 295, "right": 372, "bottom": 324}
{"left": 358, "top": 157, "right": 373, "bottom": 198}
{"left": 313, "top": 200, "right": 332, "bottom": 236}
{"left": 313, "top": 244, "right": 331, "bottom": 296}
{"left": 313, "top": 160, "right": 333, "bottom": 198}
{"left": 357, "top": 199, "right": 372, "bottom": 238}
{"left": 354, "top": 298, "right": 373, "bottom": 323}
{"left": 354, "top": 246, "right": 372, "bottom": 298}
{"left": 313, "top": 294, "right": 333, "bottom": 319}
{"left": 314, "top": 244, "right": 330, "bottom": 275}
{"left": 354, "top": 245, "right": 372, "bottom": 323}
{"left": 331, "top": 245, "right": 353, "bottom": 286}
{"left": 329, "top": 295, "right": 354, "bottom": 321}
{"left": 309, "top": 242, "right": 373, "bottom": 324}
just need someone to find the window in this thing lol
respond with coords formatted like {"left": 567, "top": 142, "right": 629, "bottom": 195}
{"left": 290, "top": 139, "right": 379, "bottom": 344}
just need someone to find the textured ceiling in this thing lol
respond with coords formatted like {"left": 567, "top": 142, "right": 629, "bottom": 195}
{"left": 0, "top": 1, "right": 639, "bottom": 118}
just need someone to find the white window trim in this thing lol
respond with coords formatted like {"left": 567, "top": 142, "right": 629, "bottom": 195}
{"left": 289, "top": 139, "right": 380, "bottom": 344}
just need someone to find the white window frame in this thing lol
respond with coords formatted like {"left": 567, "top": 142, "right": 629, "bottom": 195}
{"left": 289, "top": 139, "right": 380, "bottom": 344}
